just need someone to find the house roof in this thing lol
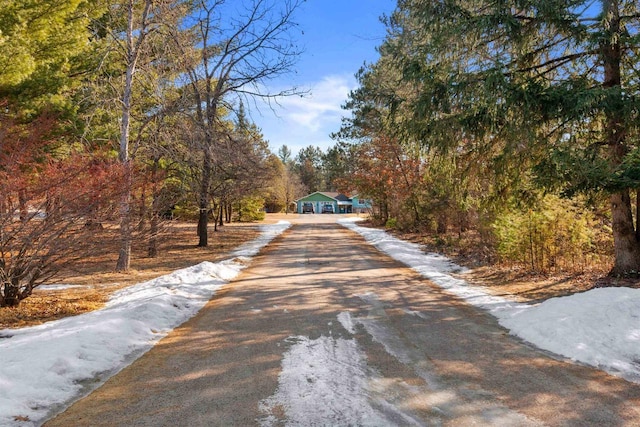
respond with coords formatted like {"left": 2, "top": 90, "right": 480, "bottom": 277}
{"left": 295, "top": 191, "right": 351, "bottom": 202}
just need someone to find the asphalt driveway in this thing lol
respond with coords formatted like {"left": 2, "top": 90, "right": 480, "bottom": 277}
{"left": 45, "top": 219, "right": 640, "bottom": 426}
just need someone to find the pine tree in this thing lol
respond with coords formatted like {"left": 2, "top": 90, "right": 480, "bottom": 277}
{"left": 380, "top": 0, "right": 640, "bottom": 275}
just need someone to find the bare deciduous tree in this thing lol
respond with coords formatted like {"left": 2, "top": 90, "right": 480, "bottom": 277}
{"left": 89, "top": 0, "right": 190, "bottom": 271}
{"left": 171, "top": 0, "right": 304, "bottom": 246}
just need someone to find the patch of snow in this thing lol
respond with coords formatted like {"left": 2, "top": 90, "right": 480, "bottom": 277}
{"left": 402, "top": 308, "right": 428, "bottom": 319}
{"left": 337, "top": 311, "right": 356, "bottom": 335}
{"left": 345, "top": 300, "right": 543, "bottom": 426}
{"left": 0, "top": 221, "right": 290, "bottom": 427}
{"left": 498, "top": 287, "right": 640, "bottom": 382}
{"left": 258, "top": 336, "right": 397, "bottom": 426}
{"left": 339, "top": 218, "right": 640, "bottom": 384}
{"left": 34, "top": 284, "right": 88, "bottom": 292}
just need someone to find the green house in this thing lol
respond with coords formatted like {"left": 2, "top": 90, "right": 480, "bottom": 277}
{"left": 295, "top": 192, "right": 371, "bottom": 214}
{"left": 350, "top": 195, "right": 372, "bottom": 213}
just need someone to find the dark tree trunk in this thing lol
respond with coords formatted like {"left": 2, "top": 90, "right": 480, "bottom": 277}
{"left": 148, "top": 159, "right": 160, "bottom": 258}
{"left": 609, "top": 189, "right": 640, "bottom": 275}
{"left": 198, "top": 149, "right": 212, "bottom": 247}
{"left": 636, "top": 190, "right": 640, "bottom": 242}
{"left": 148, "top": 213, "right": 159, "bottom": 258}
{"left": 1, "top": 281, "right": 20, "bottom": 307}
{"left": 197, "top": 208, "right": 208, "bottom": 246}
{"left": 116, "top": 161, "right": 133, "bottom": 272}
{"left": 225, "top": 202, "right": 232, "bottom": 223}
{"left": 437, "top": 214, "right": 447, "bottom": 234}
{"left": 18, "top": 189, "right": 27, "bottom": 222}
{"left": 603, "top": 0, "right": 640, "bottom": 275}
{"left": 212, "top": 201, "right": 219, "bottom": 232}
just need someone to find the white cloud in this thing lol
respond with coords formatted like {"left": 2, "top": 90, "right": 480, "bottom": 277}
{"left": 280, "top": 75, "right": 353, "bottom": 131}
{"left": 254, "top": 75, "right": 356, "bottom": 154}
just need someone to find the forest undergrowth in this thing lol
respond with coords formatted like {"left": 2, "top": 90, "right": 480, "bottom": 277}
{"left": 0, "top": 222, "right": 260, "bottom": 329}
{"left": 385, "top": 225, "right": 640, "bottom": 304}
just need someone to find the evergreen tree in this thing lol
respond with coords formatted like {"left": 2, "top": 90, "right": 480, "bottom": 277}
{"left": 293, "top": 146, "right": 325, "bottom": 192}
{"left": 380, "top": 0, "right": 640, "bottom": 275}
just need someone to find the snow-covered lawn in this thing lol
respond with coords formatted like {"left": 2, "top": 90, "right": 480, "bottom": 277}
{"left": 0, "top": 221, "right": 290, "bottom": 427}
{"left": 339, "top": 218, "right": 640, "bottom": 384}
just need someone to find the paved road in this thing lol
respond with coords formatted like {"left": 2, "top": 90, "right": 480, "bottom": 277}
{"left": 45, "top": 219, "right": 640, "bottom": 426}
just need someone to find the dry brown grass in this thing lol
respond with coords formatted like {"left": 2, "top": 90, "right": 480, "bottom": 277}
{"left": 385, "top": 226, "right": 640, "bottom": 303}
{"left": 0, "top": 221, "right": 261, "bottom": 329}
{"left": 457, "top": 266, "right": 607, "bottom": 303}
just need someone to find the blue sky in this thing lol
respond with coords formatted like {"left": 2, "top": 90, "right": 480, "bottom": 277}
{"left": 252, "top": 0, "right": 396, "bottom": 156}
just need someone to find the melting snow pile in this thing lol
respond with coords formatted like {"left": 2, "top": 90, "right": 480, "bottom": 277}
{"left": 259, "top": 336, "right": 391, "bottom": 426}
{"left": 0, "top": 221, "right": 290, "bottom": 427}
{"left": 339, "top": 218, "right": 640, "bottom": 384}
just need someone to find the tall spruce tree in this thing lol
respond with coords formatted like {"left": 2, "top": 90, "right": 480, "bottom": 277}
{"left": 382, "top": 0, "right": 640, "bottom": 275}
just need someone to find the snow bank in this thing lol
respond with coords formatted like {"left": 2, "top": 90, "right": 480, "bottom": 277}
{"left": 339, "top": 218, "right": 640, "bottom": 384}
{"left": 0, "top": 221, "right": 290, "bottom": 427}
{"left": 499, "top": 287, "right": 640, "bottom": 382}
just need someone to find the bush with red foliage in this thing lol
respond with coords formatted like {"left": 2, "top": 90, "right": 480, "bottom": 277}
{"left": 0, "top": 109, "right": 126, "bottom": 307}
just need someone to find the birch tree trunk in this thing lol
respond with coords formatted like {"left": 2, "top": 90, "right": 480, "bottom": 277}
{"left": 115, "top": 0, "right": 152, "bottom": 271}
